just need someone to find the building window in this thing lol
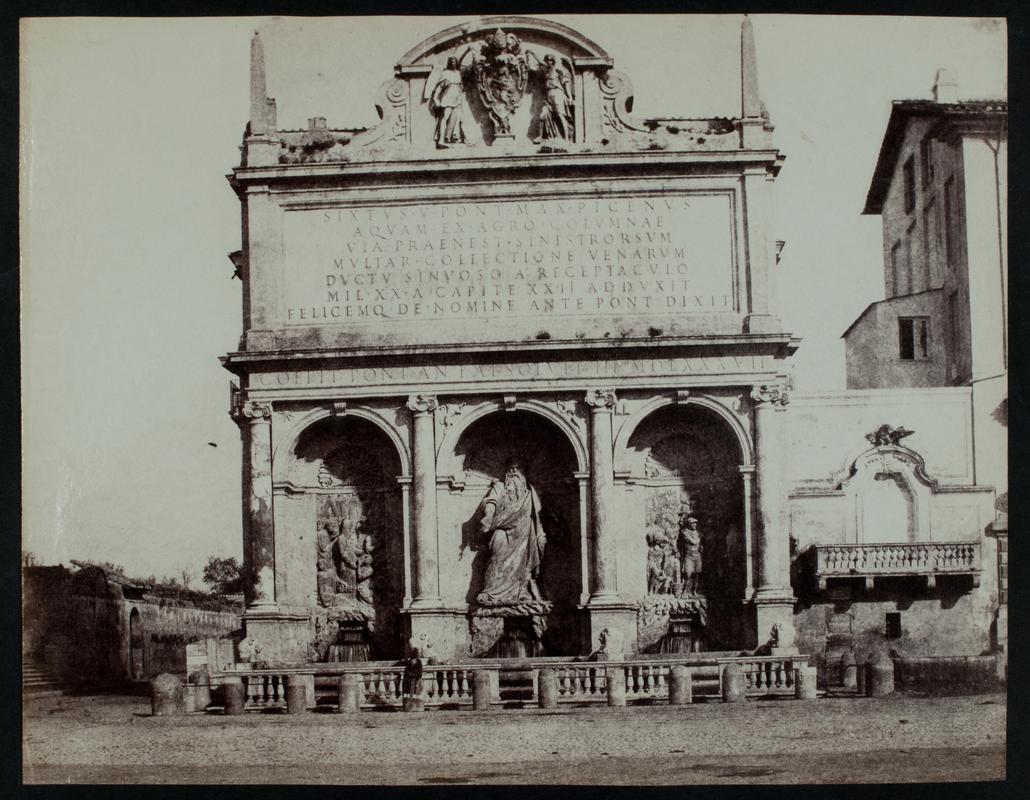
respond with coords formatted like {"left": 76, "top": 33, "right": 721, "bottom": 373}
{"left": 903, "top": 156, "right": 916, "bottom": 214}
{"left": 944, "top": 176, "right": 956, "bottom": 271}
{"left": 922, "top": 198, "right": 936, "bottom": 288}
{"left": 890, "top": 241, "right": 901, "bottom": 296}
{"left": 948, "top": 291, "right": 960, "bottom": 361}
{"left": 899, "top": 317, "right": 930, "bottom": 360}
{"left": 920, "top": 137, "right": 934, "bottom": 187}
{"left": 905, "top": 223, "right": 916, "bottom": 293}
{"left": 885, "top": 612, "right": 902, "bottom": 639}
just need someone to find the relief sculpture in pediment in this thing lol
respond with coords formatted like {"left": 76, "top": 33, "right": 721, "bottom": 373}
{"left": 473, "top": 29, "right": 529, "bottom": 139}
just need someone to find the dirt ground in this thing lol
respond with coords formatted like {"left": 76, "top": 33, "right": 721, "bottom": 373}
{"left": 22, "top": 689, "right": 1006, "bottom": 785}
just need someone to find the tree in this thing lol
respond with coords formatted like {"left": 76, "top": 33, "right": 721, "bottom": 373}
{"left": 202, "top": 556, "right": 244, "bottom": 594}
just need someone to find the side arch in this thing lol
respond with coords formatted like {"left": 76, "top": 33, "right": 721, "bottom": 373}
{"left": 437, "top": 398, "right": 588, "bottom": 480}
{"left": 272, "top": 405, "right": 412, "bottom": 479}
{"left": 613, "top": 394, "right": 754, "bottom": 473}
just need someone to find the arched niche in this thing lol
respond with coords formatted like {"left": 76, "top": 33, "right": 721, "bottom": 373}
{"left": 623, "top": 402, "right": 748, "bottom": 651}
{"left": 284, "top": 416, "right": 406, "bottom": 660}
{"left": 839, "top": 446, "right": 935, "bottom": 544}
{"left": 437, "top": 398, "right": 588, "bottom": 481}
{"left": 614, "top": 395, "right": 753, "bottom": 474}
{"left": 444, "top": 409, "right": 583, "bottom": 632}
{"left": 273, "top": 406, "right": 411, "bottom": 482}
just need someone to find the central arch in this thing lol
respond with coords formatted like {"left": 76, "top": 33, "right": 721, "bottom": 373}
{"left": 438, "top": 408, "right": 584, "bottom": 655}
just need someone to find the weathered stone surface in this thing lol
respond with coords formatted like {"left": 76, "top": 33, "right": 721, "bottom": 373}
{"left": 286, "top": 676, "right": 307, "bottom": 714}
{"left": 867, "top": 656, "right": 895, "bottom": 698}
{"left": 150, "top": 673, "right": 184, "bottom": 716}
{"left": 668, "top": 665, "right": 692, "bottom": 705}
{"left": 337, "top": 674, "right": 361, "bottom": 713}
{"left": 606, "top": 666, "right": 626, "bottom": 707}
{"left": 795, "top": 665, "right": 818, "bottom": 700}
{"left": 472, "top": 671, "right": 492, "bottom": 711}
{"left": 537, "top": 668, "right": 558, "bottom": 709}
{"left": 721, "top": 663, "right": 745, "bottom": 703}
{"left": 222, "top": 677, "right": 246, "bottom": 716}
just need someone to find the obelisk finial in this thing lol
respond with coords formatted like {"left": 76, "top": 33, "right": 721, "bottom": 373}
{"left": 741, "top": 15, "right": 762, "bottom": 119}
{"left": 249, "top": 31, "right": 276, "bottom": 134}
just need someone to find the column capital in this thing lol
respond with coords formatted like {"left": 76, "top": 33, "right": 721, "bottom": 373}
{"left": 406, "top": 393, "right": 439, "bottom": 414}
{"left": 750, "top": 383, "right": 790, "bottom": 407}
{"left": 584, "top": 388, "right": 617, "bottom": 410}
{"left": 232, "top": 399, "right": 272, "bottom": 424}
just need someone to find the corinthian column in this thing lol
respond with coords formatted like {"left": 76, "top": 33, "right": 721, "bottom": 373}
{"left": 750, "top": 382, "right": 797, "bottom": 651}
{"left": 585, "top": 388, "right": 619, "bottom": 602}
{"left": 407, "top": 393, "right": 440, "bottom": 607}
{"left": 234, "top": 400, "right": 275, "bottom": 609}
{"left": 751, "top": 383, "right": 791, "bottom": 594}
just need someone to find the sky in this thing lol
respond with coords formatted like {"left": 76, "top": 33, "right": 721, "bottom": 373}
{"left": 20, "top": 14, "right": 1006, "bottom": 582}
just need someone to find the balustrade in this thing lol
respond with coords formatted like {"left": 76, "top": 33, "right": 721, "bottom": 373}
{"left": 554, "top": 665, "right": 606, "bottom": 700}
{"left": 242, "top": 673, "right": 287, "bottom": 709}
{"left": 814, "top": 541, "right": 981, "bottom": 590}
{"left": 220, "top": 653, "right": 809, "bottom": 713}
{"left": 423, "top": 668, "right": 476, "bottom": 705}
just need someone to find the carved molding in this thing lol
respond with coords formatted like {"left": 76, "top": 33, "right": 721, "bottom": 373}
{"left": 233, "top": 400, "right": 272, "bottom": 424}
{"left": 598, "top": 70, "right": 650, "bottom": 135}
{"left": 674, "top": 389, "right": 691, "bottom": 405}
{"left": 554, "top": 398, "right": 579, "bottom": 425}
{"left": 584, "top": 388, "right": 617, "bottom": 410}
{"left": 750, "top": 383, "right": 790, "bottom": 407}
{"left": 434, "top": 403, "right": 462, "bottom": 428}
{"left": 503, "top": 394, "right": 518, "bottom": 412}
{"left": 332, "top": 401, "right": 348, "bottom": 417}
{"left": 406, "top": 393, "right": 439, "bottom": 414}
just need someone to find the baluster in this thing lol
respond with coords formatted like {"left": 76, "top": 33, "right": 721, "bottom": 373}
{"left": 355, "top": 673, "right": 366, "bottom": 703}
{"left": 755, "top": 662, "right": 766, "bottom": 690}
{"left": 574, "top": 669, "right": 585, "bottom": 696}
{"left": 587, "top": 667, "right": 598, "bottom": 695}
{"left": 560, "top": 668, "right": 571, "bottom": 697}
{"left": 385, "top": 672, "right": 396, "bottom": 698}
{"left": 774, "top": 662, "right": 784, "bottom": 689}
{"left": 272, "top": 675, "right": 283, "bottom": 703}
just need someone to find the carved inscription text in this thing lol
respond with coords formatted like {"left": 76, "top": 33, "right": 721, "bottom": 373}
{"left": 282, "top": 194, "right": 736, "bottom": 326}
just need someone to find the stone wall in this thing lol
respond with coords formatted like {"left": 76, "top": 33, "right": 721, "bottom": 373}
{"left": 23, "top": 566, "right": 241, "bottom": 681}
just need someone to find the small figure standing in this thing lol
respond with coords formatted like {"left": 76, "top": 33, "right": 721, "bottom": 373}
{"left": 678, "top": 513, "right": 703, "bottom": 596}
{"left": 646, "top": 531, "right": 671, "bottom": 594}
{"left": 529, "top": 52, "right": 574, "bottom": 141}
{"left": 430, "top": 57, "right": 466, "bottom": 148}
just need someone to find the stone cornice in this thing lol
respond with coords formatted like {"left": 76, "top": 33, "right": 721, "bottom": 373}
{"left": 230, "top": 148, "right": 784, "bottom": 190}
{"left": 220, "top": 334, "right": 801, "bottom": 375}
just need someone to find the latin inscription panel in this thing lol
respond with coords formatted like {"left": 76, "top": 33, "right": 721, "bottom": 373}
{"left": 282, "top": 194, "right": 736, "bottom": 330}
